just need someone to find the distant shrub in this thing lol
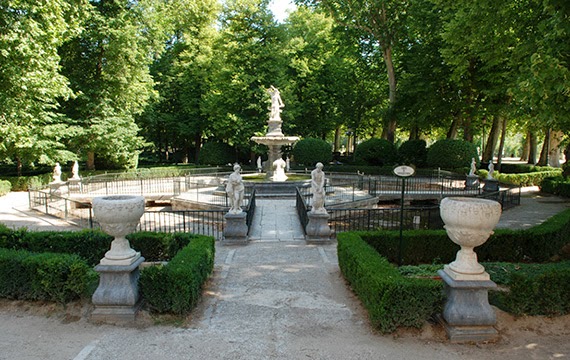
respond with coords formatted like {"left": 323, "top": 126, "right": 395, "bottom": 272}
{"left": 0, "top": 180, "right": 10, "bottom": 196}
{"left": 398, "top": 140, "right": 427, "bottom": 167}
{"left": 427, "top": 139, "right": 479, "bottom": 170}
{"left": 541, "top": 176, "right": 570, "bottom": 197}
{"left": 354, "top": 138, "right": 398, "bottom": 166}
{"left": 198, "top": 142, "right": 235, "bottom": 165}
{"left": 292, "top": 138, "right": 332, "bottom": 166}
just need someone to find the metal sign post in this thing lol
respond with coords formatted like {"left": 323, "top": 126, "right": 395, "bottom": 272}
{"left": 393, "top": 165, "right": 415, "bottom": 266}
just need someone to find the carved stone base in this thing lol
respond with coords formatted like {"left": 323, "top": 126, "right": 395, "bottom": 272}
{"left": 49, "top": 182, "right": 67, "bottom": 196}
{"left": 438, "top": 270, "right": 498, "bottom": 342}
{"left": 224, "top": 212, "right": 248, "bottom": 244}
{"left": 483, "top": 179, "right": 499, "bottom": 193}
{"left": 91, "top": 257, "right": 144, "bottom": 324}
{"left": 305, "top": 212, "right": 331, "bottom": 243}
{"left": 464, "top": 175, "right": 480, "bottom": 190}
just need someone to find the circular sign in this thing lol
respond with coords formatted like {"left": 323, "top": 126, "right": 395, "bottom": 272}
{"left": 393, "top": 165, "right": 415, "bottom": 177}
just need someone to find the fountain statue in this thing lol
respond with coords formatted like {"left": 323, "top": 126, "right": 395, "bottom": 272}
{"left": 251, "top": 86, "right": 299, "bottom": 180}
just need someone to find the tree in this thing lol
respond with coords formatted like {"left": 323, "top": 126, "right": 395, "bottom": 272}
{"left": 59, "top": 0, "right": 168, "bottom": 169}
{"left": 309, "top": 0, "right": 409, "bottom": 142}
{"left": 0, "top": 0, "right": 86, "bottom": 175}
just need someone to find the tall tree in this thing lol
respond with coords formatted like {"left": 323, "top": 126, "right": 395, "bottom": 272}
{"left": 59, "top": 0, "right": 167, "bottom": 169}
{"left": 309, "top": 0, "right": 408, "bottom": 142}
{"left": 0, "top": 0, "right": 86, "bottom": 174}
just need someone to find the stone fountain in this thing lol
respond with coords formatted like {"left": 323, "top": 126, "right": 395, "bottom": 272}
{"left": 251, "top": 85, "right": 299, "bottom": 181}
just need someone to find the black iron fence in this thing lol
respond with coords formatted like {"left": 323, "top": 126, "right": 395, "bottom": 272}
{"left": 295, "top": 188, "right": 309, "bottom": 234}
{"left": 328, "top": 206, "right": 443, "bottom": 233}
{"left": 138, "top": 209, "right": 225, "bottom": 238}
{"left": 28, "top": 190, "right": 94, "bottom": 228}
{"left": 246, "top": 188, "right": 257, "bottom": 233}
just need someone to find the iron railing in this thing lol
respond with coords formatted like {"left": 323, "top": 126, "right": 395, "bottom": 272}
{"left": 295, "top": 188, "right": 309, "bottom": 233}
{"left": 328, "top": 206, "right": 443, "bottom": 233}
{"left": 246, "top": 188, "right": 257, "bottom": 233}
{"left": 28, "top": 190, "right": 94, "bottom": 228}
{"left": 138, "top": 209, "right": 225, "bottom": 238}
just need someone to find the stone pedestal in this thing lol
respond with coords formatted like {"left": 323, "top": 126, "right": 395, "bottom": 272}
{"left": 438, "top": 270, "right": 498, "bottom": 342}
{"left": 49, "top": 182, "right": 67, "bottom": 196}
{"left": 483, "top": 179, "right": 499, "bottom": 193}
{"left": 224, "top": 212, "right": 248, "bottom": 244}
{"left": 464, "top": 175, "right": 480, "bottom": 190}
{"left": 91, "top": 256, "right": 145, "bottom": 324}
{"left": 67, "top": 178, "right": 82, "bottom": 193}
{"left": 305, "top": 212, "right": 331, "bottom": 243}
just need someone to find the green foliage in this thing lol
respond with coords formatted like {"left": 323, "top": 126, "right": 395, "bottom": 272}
{"left": 1, "top": 174, "right": 53, "bottom": 191}
{"left": 0, "top": 228, "right": 194, "bottom": 266}
{"left": 499, "top": 164, "right": 558, "bottom": 174}
{"left": 541, "top": 176, "right": 570, "bottom": 197}
{"left": 497, "top": 267, "right": 570, "bottom": 316}
{"left": 197, "top": 142, "right": 235, "bottom": 165}
{"left": 140, "top": 235, "right": 215, "bottom": 314}
{"left": 337, "top": 232, "right": 443, "bottom": 333}
{"left": 480, "top": 169, "right": 563, "bottom": 186}
{"left": 398, "top": 140, "right": 428, "bottom": 167}
{"left": 360, "top": 207, "right": 570, "bottom": 265}
{"left": 354, "top": 138, "right": 398, "bottom": 166}
{"left": 427, "top": 139, "right": 479, "bottom": 170}
{"left": 0, "top": 248, "right": 96, "bottom": 303}
{"left": 292, "top": 138, "right": 333, "bottom": 166}
{"left": 0, "top": 180, "right": 11, "bottom": 196}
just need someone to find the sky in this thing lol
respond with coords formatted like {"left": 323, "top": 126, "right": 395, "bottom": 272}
{"left": 269, "top": 0, "right": 297, "bottom": 23}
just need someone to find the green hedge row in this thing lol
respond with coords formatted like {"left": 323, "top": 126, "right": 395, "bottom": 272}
{"left": 0, "top": 180, "right": 11, "bottom": 196}
{"left": 478, "top": 169, "right": 563, "bottom": 186}
{"left": 499, "top": 164, "right": 557, "bottom": 174}
{"left": 494, "top": 267, "right": 570, "bottom": 316}
{"left": 0, "top": 226, "right": 193, "bottom": 266}
{"left": 541, "top": 176, "right": 570, "bottom": 197}
{"left": 0, "top": 174, "right": 52, "bottom": 191}
{"left": 0, "top": 248, "right": 96, "bottom": 303}
{"left": 140, "top": 235, "right": 215, "bottom": 314}
{"left": 337, "top": 232, "right": 443, "bottom": 333}
{"left": 359, "top": 208, "right": 570, "bottom": 265}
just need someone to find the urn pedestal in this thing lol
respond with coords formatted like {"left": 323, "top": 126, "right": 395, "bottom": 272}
{"left": 91, "top": 195, "right": 145, "bottom": 324}
{"left": 439, "top": 197, "right": 502, "bottom": 342}
{"left": 305, "top": 211, "right": 331, "bottom": 243}
{"left": 464, "top": 175, "right": 480, "bottom": 190}
{"left": 223, "top": 212, "right": 248, "bottom": 244}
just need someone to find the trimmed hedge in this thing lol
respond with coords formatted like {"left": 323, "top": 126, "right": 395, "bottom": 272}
{"left": 541, "top": 176, "right": 570, "bottom": 197}
{"left": 427, "top": 139, "right": 479, "bottom": 170}
{"left": 140, "top": 235, "right": 215, "bottom": 314}
{"left": 0, "top": 227, "right": 194, "bottom": 266}
{"left": 0, "top": 248, "right": 96, "bottom": 303}
{"left": 479, "top": 169, "right": 563, "bottom": 186}
{"left": 354, "top": 138, "right": 398, "bottom": 166}
{"left": 337, "top": 232, "right": 443, "bottom": 333}
{"left": 359, "top": 207, "right": 570, "bottom": 265}
{"left": 292, "top": 138, "right": 333, "bottom": 166}
{"left": 496, "top": 267, "right": 570, "bottom": 316}
{"left": 398, "top": 139, "right": 428, "bottom": 168}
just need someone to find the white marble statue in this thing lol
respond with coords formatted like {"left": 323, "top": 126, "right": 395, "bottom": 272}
{"left": 286, "top": 156, "right": 290, "bottom": 172}
{"left": 71, "top": 161, "right": 80, "bottom": 180}
{"left": 272, "top": 158, "right": 288, "bottom": 182}
{"left": 487, "top": 162, "right": 495, "bottom": 179}
{"left": 257, "top": 156, "right": 262, "bottom": 172}
{"left": 469, "top": 158, "right": 477, "bottom": 176}
{"left": 311, "top": 162, "right": 326, "bottom": 214}
{"left": 226, "top": 164, "right": 245, "bottom": 214}
{"left": 268, "top": 85, "right": 284, "bottom": 120}
{"left": 52, "top": 162, "right": 62, "bottom": 183}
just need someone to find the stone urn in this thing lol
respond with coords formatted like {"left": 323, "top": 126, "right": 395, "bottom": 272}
{"left": 92, "top": 195, "right": 145, "bottom": 265}
{"left": 440, "top": 197, "right": 501, "bottom": 280}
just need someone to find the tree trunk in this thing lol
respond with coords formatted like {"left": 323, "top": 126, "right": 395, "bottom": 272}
{"left": 381, "top": 45, "right": 397, "bottom": 143}
{"left": 483, "top": 116, "right": 501, "bottom": 163}
{"left": 194, "top": 133, "right": 202, "bottom": 163}
{"left": 447, "top": 117, "right": 459, "bottom": 139}
{"left": 334, "top": 127, "right": 341, "bottom": 152}
{"left": 462, "top": 117, "right": 473, "bottom": 142}
{"left": 547, "top": 130, "right": 563, "bottom": 167}
{"left": 528, "top": 131, "right": 537, "bottom": 164}
{"left": 87, "top": 151, "right": 95, "bottom": 170}
{"left": 520, "top": 131, "right": 530, "bottom": 161}
{"left": 16, "top": 157, "right": 22, "bottom": 177}
{"left": 538, "top": 130, "right": 548, "bottom": 166}
{"left": 409, "top": 125, "right": 420, "bottom": 140}
{"left": 496, "top": 116, "right": 507, "bottom": 171}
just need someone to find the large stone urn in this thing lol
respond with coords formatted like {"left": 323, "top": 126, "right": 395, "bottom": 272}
{"left": 91, "top": 195, "right": 145, "bottom": 324}
{"left": 93, "top": 195, "right": 144, "bottom": 266}
{"left": 438, "top": 197, "right": 502, "bottom": 342}
{"left": 440, "top": 197, "right": 501, "bottom": 281}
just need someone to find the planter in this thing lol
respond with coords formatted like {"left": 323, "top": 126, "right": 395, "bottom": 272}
{"left": 440, "top": 197, "right": 501, "bottom": 280}
{"left": 92, "top": 195, "right": 145, "bottom": 265}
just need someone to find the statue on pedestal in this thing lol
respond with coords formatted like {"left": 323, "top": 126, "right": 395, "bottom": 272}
{"left": 226, "top": 164, "right": 244, "bottom": 214}
{"left": 311, "top": 162, "right": 326, "bottom": 214}
{"left": 52, "top": 162, "right": 62, "bottom": 183}
{"left": 268, "top": 85, "right": 284, "bottom": 120}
